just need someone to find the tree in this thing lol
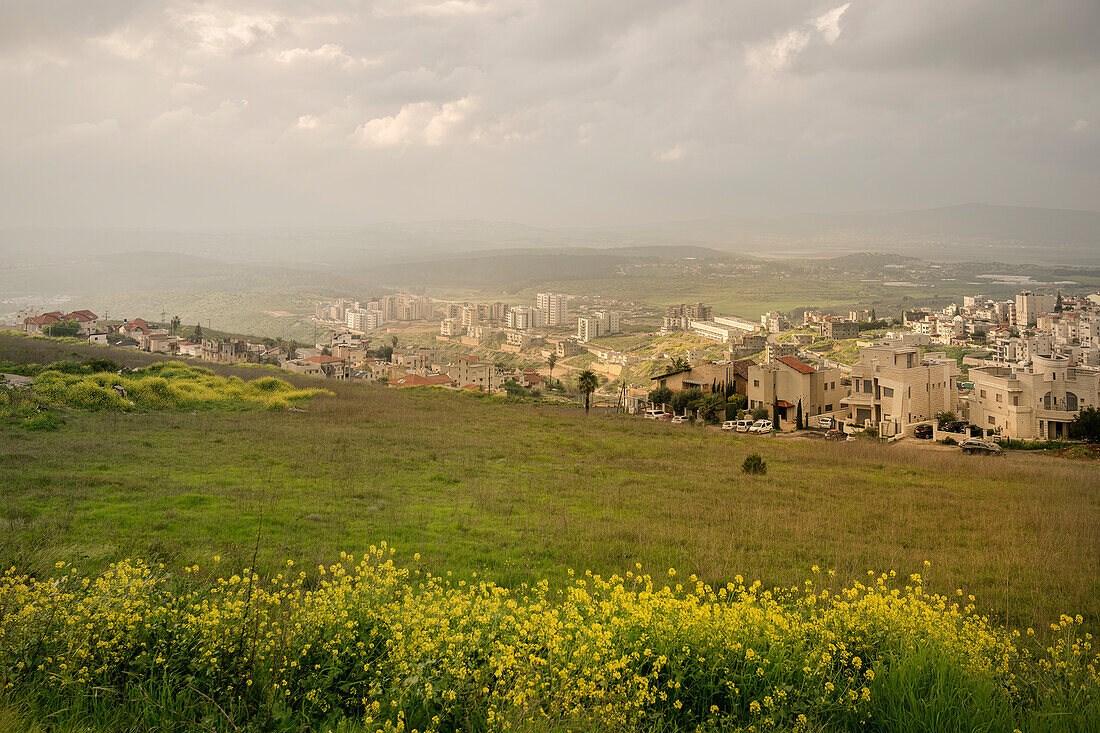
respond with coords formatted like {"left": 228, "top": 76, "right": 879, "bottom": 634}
{"left": 576, "top": 370, "right": 599, "bottom": 415}
{"left": 391, "top": 335, "right": 398, "bottom": 350}
{"left": 750, "top": 405, "right": 770, "bottom": 420}
{"left": 741, "top": 453, "right": 767, "bottom": 475}
{"left": 725, "top": 394, "right": 747, "bottom": 414}
{"left": 1069, "top": 406, "right": 1100, "bottom": 443}
{"left": 696, "top": 394, "right": 726, "bottom": 424}
{"left": 546, "top": 354, "right": 557, "bottom": 389}
{"left": 502, "top": 380, "right": 528, "bottom": 397}
{"left": 670, "top": 356, "right": 690, "bottom": 372}
{"left": 193, "top": 324, "right": 204, "bottom": 340}
{"left": 935, "top": 411, "right": 956, "bottom": 427}
{"left": 46, "top": 320, "right": 81, "bottom": 338}
{"left": 772, "top": 398, "right": 781, "bottom": 429}
{"left": 170, "top": 315, "right": 181, "bottom": 335}
{"left": 1055, "top": 292, "right": 1064, "bottom": 313}
{"left": 795, "top": 399, "right": 804, "bottom": 430}
{"left": 671, "top": 387, "right": 703, "bottom": 416}
{"left": 648, "top": 386, "right": 674, "bottom": 409}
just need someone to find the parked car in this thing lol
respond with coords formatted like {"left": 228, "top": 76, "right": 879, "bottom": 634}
{"left": 749, "top": 419, "right": 773, "bottom": 433}
{"left": 824, "top": 429, "right": 845, "bottom": 441}
{"left": 913, "top": 424, "right": 934, "bottom": 439}
{"left": 657, "top": 413, "right": 673, "bottom": 422}
{"left": 721, "top": 420, "right": 737, "bottom": 430}
{"left": 643, "top": 409, "right": 668, "bottom": 420}
{"left": 945, "top": 420, "right": 969, "bottom": 433}
{"left": 671, "top": 415, "right": 689, "bottom": 424}
{"left": 818, "top": 416, "right": 833, "bottom": 429}
{"left": 735, "top": 419, "right": 754, "bottom": 432}
{"left": 959, "top": 438, "right": 1003, "bottom": 455}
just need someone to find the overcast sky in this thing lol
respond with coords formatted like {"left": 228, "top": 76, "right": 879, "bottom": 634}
{"left": 1, "top": 0, "right": 1097, "bottom": 228}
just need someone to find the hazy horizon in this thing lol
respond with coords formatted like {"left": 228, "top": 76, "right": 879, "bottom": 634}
{"left": 2, "top": 1, "right": 1098, "bottom": 230}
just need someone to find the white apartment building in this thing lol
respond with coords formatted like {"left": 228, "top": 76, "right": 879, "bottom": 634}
{"left": 576, "top": 310, "right": 622, "bottom": 343}
{"left": 439, "top": 318, "right": 464, "bottom": 337}
{"left": 536, "top": 293, "right": 569, "bottom": 326}
{"left": 841, "top": 345, "right": 960, "bottom": 436}
{"left": 1015, "top": 291, "right": 1056, "bottom": 327}
{"left": 506, "top": 306, "right": 546, "bottom": 331}
{"left": 969, "top": 356, "right": 1099, "bottom": 439}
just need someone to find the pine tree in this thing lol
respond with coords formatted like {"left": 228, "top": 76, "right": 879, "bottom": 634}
{"left": 796, "top": 399, "right": 804, "bottom": 430}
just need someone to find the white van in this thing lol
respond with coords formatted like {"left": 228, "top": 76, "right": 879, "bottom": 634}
{"left": 644, "top": 409, "right": 669, "bottom": 420}
{"left": 735, "top": 419, "right": 754, "bottom": 432}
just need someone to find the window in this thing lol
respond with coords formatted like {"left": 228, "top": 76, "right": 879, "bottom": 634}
{"left": 988, "top": 416, "right": 996, "bottom": 425}
{"left": 1067, "top": 392, "right": 1079, "bottom": 411}
{"left": 863, "top": 381, "right": 872, "bottom": 394}
{"left": 825, "top": 404, "right": 833, "bottom": 412}
{"left": 882, "top": 387, "right": 894, "bottom": 398}
{"left": 753, "top": 380, "right": 760, "bottom": 387}
{"left": 1012, "top": 395, "right": 1019, "bottom": 406}
{"left": 995, "top": 393, "right": 1002, "bottom": 403}
{"left": 980, "top": 389, "right": 986, "bottom": 398}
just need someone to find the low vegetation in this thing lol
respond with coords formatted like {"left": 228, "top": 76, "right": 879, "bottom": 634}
{"left": 27, "top": 360, "right": 327, "bottom": 412}
{"left": 1, "top": 549, "right": 1096, "bottom": 732}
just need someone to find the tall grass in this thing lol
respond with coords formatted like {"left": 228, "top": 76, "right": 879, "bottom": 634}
{"left": 0, "top": 549, "right": 1096, "bottom": 732}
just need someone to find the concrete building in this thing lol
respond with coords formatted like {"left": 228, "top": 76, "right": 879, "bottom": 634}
{"left": 576, "top": 311, "right": 621, "bottom": 343}
{"left": 1015, "top": 291, "right": 1056, "bottom": 327}
{"left": 506, "top": 306, "right": 546, "bottom": 331}
{"left": 651, "top": 361, "right": 748, "bottom": 395}
{"left": 556, "top": 339, "right": 584, "bottom": 358}
{"left": 821, "top": 320, "right": 860, "bottom": 340}
{"left": 445, "top": 355, "right": 498, "bottom": 391}
{"left": 764, "top": 341, "right": 800, "bottom": 363}
{"left": 747, "top": 356, "right": 845, "bottom": 429}
{"left": 536, "top": 293, "right": 569, "bottom": 326}
{"left": 439, "top": 318, "right": 464, "bottom": 337}
{"left": 761, "top": 311, "right": 791, "bottom": 333}
{"left": 969, "top": 356, "right": 1099, "bottom": 439}
{"left": 841, "top": 345, "right": 960, "bottom": 436}
{"left": 664, "top": 303, "right": 712, "bottom": 330}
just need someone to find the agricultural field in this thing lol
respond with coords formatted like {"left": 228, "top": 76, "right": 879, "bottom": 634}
{"left": 1, "top": 334, "right": 1099, "bottom": 730}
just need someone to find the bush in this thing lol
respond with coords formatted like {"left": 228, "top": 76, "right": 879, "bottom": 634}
{"left": 741, "top": 453, "right": 767, "bottom": 474}
{"left": 939, "top": 436, "right": 958, "bottom": 446}
{"left": 22, "top": 411, "right": 64, "bottom": 431}
{"left": 29, "top": 360, "right": 328, "bottom": 413}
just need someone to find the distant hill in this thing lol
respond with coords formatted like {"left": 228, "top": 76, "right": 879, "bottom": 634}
{"left": 2, "top": 203, "right": 1097, "bottom": 269}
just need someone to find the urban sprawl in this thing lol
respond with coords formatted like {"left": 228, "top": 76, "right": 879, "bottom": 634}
{"left": 12, "top": 288, "right": 1100, "bottom": 443}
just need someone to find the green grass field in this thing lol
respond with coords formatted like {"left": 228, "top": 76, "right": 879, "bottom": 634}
{"left": 1, "top": 333, "right": 1097, "bottom": 635}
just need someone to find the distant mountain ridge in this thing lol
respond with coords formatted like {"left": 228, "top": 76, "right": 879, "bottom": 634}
{"left": 1, "top": 203, "right": 1097, "bottom": 272}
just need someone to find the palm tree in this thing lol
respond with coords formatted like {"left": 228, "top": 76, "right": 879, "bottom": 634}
{"left": 576, "top": 369, "right": 599, "bottom": 415}
{"left": 546, "top": 354, "right": 557, "bottom": 389}
{"left": 170, "top": 315, "right": 181, "bottom": 335}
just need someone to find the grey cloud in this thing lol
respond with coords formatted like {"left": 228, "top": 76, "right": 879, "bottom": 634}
{"left": 0, "top": 0, "right": 1097, "bottom": 228}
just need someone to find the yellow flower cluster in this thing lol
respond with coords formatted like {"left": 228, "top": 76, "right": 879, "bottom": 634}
{"left": 1, "top": 547, "right": 1096, "bottom": 731}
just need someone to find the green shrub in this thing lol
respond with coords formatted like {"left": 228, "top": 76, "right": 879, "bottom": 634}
{"left": 939, "top": 436, "right": 957, "bottom": 446}
{"left": 741, "top": 453, "right": 767, "bottom": 474}
{"left": 29, "top": 360, "right": 328, "bottom": 413}
{"left": 22, "top": 411, "right": 64, "bottom": 431}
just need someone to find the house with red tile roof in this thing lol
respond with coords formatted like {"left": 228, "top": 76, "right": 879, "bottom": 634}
{"left": 118, "top": 318, "right": 151, "bottom": 337}
{"left": 22, "top": 313, "right": 62, "bottom": 335}
{"left": 747, "top": 355, "right": 846, "bottom": 430}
